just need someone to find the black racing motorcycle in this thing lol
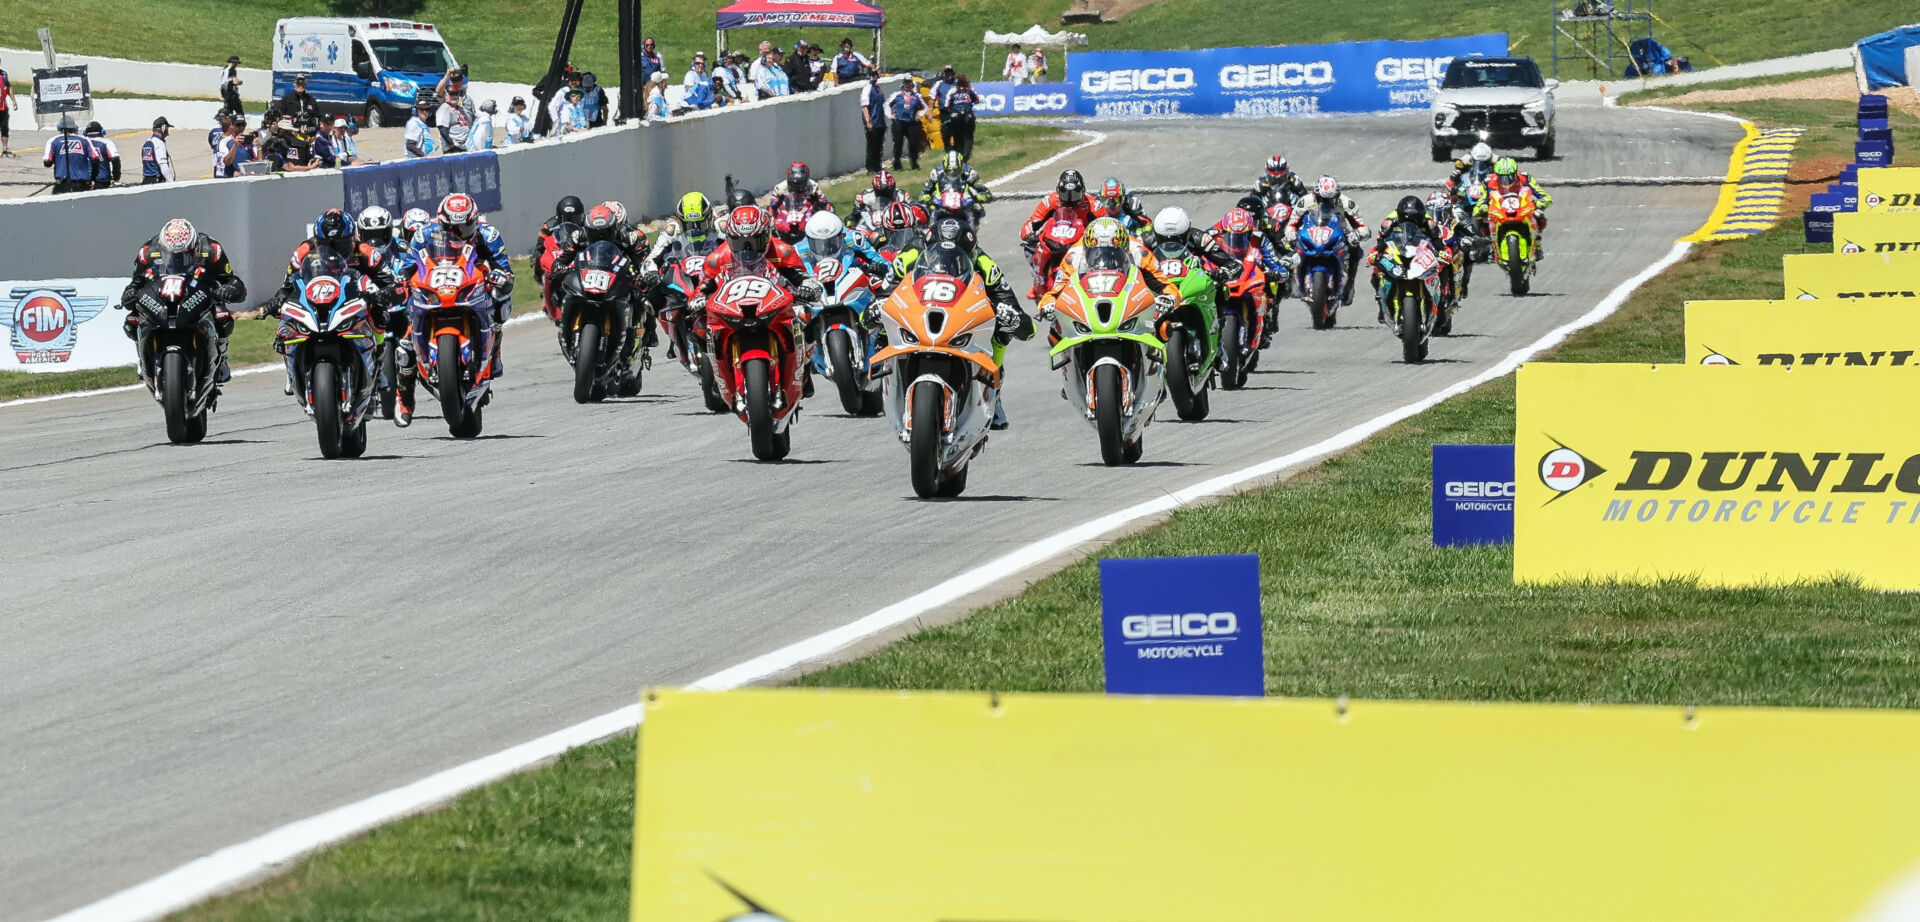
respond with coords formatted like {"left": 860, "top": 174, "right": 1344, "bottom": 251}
{"left": 555, "top": 240, "right": 640, "bottom": 403}
{"left": 128, "top": 252, "right": 242, "bottom": 444}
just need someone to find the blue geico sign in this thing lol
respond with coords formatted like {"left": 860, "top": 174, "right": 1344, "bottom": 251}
{"left": 970, "top": 81, "right": 1076, "bottom": 117}
{"left": 1067, "top": 32, "right": 1507, "bottom": 118}
{"left": 1101, "top": 554, "right": 1264, "bottom": 696}
{"left": 1432, "top": 444, "right": 1515, "bottom": 547}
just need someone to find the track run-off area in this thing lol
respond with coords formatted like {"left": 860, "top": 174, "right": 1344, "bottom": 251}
{"left": 2, "top": 104, "right": 1743, "bottom": 921}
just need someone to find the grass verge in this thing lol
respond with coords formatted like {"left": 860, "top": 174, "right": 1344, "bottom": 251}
{"left": 167, "top": 95, "right": 1920, "bottom": 920}
{"left": 1615, "top": 67, "right": 1853, "bottom": 105}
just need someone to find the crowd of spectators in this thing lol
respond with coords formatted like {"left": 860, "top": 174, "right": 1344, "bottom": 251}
{"left": 646, "top": 34, "right": 874, "bottom": 119}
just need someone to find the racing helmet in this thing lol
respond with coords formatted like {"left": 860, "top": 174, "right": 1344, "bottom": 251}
{"left": 599, "top": 201, "right": 628, "bottom": 227}
{"left": 930, "top": 216, "right": 969, "bottom": 249}
{"left": 555, "top": 195, "right": 585, "bottom": 226}
{"left": 1057, "top": 169, "right": 1086, "bottom": 205}
{"left": 1265, "top": 155, "right": 1290, "bottom": 181}
{"left": 1470, "top": 142, "right": 1494, "bottom": 165}
{"left": 872, "top": 170, "right": 897, "bottom": 195}
{"left": 158, "top": 218, "right": 196, "bottom": 255}
{"left": 316, "top": 209, "right": 354, "bottom": 249}
{"left": 1493, "top": 156, "right": 1521, "bottom": 189}
{"left": 356, "top": 205, "right": 394, "bottom": 248}
{"left": 805, "top": 211, "right": 846, "bottom": 259}
{"left": 1426, "top": 190, "right": 1453, "bottom": 217}
{"left": 438, "top": 193, "right": 479, "bottom": 240}
{"left": 726, "top": 204, "right": 771, "bottom": 253}
{"left": 1314, "top": 174, "right": 1341, "bottom": 204}
{"left": 1083, "top": 215, "right": 1128, "bottom": 250}
{"left": 882, "top": 201, "right": 917, "bottom": 232}
{"left": 942, "top": 150, "right": 965, "bottom": 177}
{"left": 1395, "top": 195, "right": 1426, "bottom": 224}
{"left": 677, "top": 191, "right": 713, "bottom": 236}
{"left": 401, "top": 208, "right": 431, "bottom": 240}
{"left": 1219, "top": 207, "right": 1255, "bottom": 254}
{"left": 1152, "top": 206, "right": 1191, "bottom": 239}
{"left": 787, "top": 161, "right": 811, "bottom": 188}
{"left": 583, "top": 205, "right": 620, "bottom": 244}
{"left": 726, "top": 187, "right": 757, "bottom": 209}
{"left": 1099, "top": 177, "right": 1126, "bottom": 206}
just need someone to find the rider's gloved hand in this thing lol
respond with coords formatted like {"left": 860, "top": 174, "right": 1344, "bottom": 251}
{"left": 489, "top": 269, "right": 515, "bottom": 296}
{"left": 798, "top": 278, "right": 825, "bottom": 301}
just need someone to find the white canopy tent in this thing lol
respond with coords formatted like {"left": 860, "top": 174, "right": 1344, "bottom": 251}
{"left": 980, "top": 25, "right": 1088, "bottom": 80}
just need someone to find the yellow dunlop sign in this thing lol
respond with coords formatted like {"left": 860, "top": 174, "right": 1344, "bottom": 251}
{"left": 1833, "top": 210, "right": 1920, "bottom": 255}
{"left": 1858, "top": 166, "right": 1920, "bottom": 214}
{"left": 1782, "top": 251, "right": 1920, "bottom": 300}
{"left": 1515, "top": 362, "right": 1920, "bottom": 588}
{"left": 1684, "top": 299, "right": 1920, "bottom": 367}
{"left": 635, "top": 688, "right": 1920, "bottom": 922}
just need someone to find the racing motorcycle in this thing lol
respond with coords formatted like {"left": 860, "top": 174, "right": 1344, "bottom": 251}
{"left": 706, "top": 263, "right": 808, "bottom": 461}
{"left": 800, "top": 243, "right": 883, "bottom": 416}
{"left": 406, "top": 236, "right": 499, "bottom": 438}
{"left": 275, "top": 253, "right": 377, "bottom": 458}
{"left": 1148, "top": 241, "right": 1220, "bottom": 421}
{"left": 1484, "top": 184, "right": 1541, "bottom": 296}
{"left": 1026, "top": 208, "right": 1088, "bottom": 298}
{"left": 127, "top": 252, "right": 231, "bottom": 444}
{"left": 772, "top": 203, "right": 813, "bottom": 246}
{"left": 554, "top": 239, "right": 639, "bottom": 403}
{"left": 870, "top": 250, "right": 1003, "bottom": 498}
{"left": 1043, "top": 247, "right": 1166, "bottom": 466}
{"left": 658, "top": 238, "right": 729, "bottom": 413}
{"left": 537, "top": 221, "right": 581, "bottom": 322}
{"left": 1295, "top": 206, "right": 1349, "bottom": 331}
{"left": 1216, "top": 253, "right": 1269, "bottom": 390}
{"left": 1375, "top": 226, "right": 1444, "bottom": 364}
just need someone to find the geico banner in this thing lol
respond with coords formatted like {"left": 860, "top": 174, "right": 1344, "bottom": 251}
{"left": 1067, "top": 32, "right": 1507, "bottom": 119}
{"left": 1685, "top": 299, "right": 1920, "bottom": 367}
{"left": 967, "top": 81, "right": 1077, "bottom": 117}
{"left": 1858, "top": 166, "right": 1920, "bottom": 215}
{"left": 1783, "top": 251, "right": 1920, "bottom": 299}
{"left": 0, "top": 278, "right": 133, "bottom": 372}
{"left": 1833, "top": 209, "right": 1920, "bottom": 254}
{"left": 634, "top": 687, "right": 1920, "bottom": 922}
{"left": 1516, "top": 362, "right": 1920, "bottom": 589}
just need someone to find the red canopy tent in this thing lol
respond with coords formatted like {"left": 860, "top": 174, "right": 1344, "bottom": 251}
{"left": 715, "top": 0, "right": 887, "bottom": 70}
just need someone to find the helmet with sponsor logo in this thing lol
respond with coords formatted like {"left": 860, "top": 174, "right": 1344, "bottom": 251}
{"left": 805, "top": 210, "right": 846, "bottom": 259}
{"left": 1219, "top": 207, "right": 1255, "bottom": 254}
{"left": 1470, "top": 142, "right": 1494, "bottom": 165}
{"left": 356, "top": 205, "right": 393, "bottom": 248}
{"left": 1265, "top": 155, "right": 1291, "bottom": 182}
{"left": 438, "top": 192, "right": 479, "bottom": 240}
{"left": 677, "top": 191, "right": 713, "bottom": 236}
{"left": 1082, "top": 215, "right": 1128, "bottom": 251}
{"left": 726, "top": 204, "right": 770, "bottom": 253}
{"left": 315, "top": 208, "right": 354, "bottom": 251}
{"left": 1056, "top": 169, "right": 1086, "bottom": 205}
{"left": 1314, "top": 174, "right": 1341, "bottom": 204}
{"left": 583, "top": 205, "right": 620, "bottom": 244}
{"left": 600, "top": 201, "right": 629, "bottom": 227}
{"left": 786, "top": 161, "right": 811, "bottom": 189}
{"left": 882, "top": 201, "right": 917, "bottom": 232}
{"left": 1395, "top": 195, "right": 1426, "bottom": 225}
{"left": 1426, "top": 190, "right": 1453, "bottom": 218}
{"left": 872, "top": 169, "right": 896, "bottom": 195}
{"left": 401, "top": 208, "right": 431, "bottom": 240}
{"left": 158, "top": 218, "right": 196, "bottom": 254}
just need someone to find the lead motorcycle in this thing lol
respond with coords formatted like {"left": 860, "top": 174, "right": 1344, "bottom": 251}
{"left": 706, "top": 260, "right": 809, "bottom": 461}
{"left": 127, "top": 251, "right": 237, "bottom": 444}
{"left": 275, "top": 250, "right": 378, "bottom": 458}
{"left": 870, "top": 248, "right": 1003, "bottom": 498}
{"left": 405, "top": 234, "right": 500, "bottom": 438}
{"left": 553, "top": 239, "right": 640, "bottom": 403}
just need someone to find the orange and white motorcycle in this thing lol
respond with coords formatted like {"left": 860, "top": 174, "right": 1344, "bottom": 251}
{"left": 870, "top": 251, "right": 1003, "bottom": 498}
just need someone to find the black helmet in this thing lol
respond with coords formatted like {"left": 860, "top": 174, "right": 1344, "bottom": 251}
{"left": 316, "top": 209, "right": 353, "bottom": 250}
{"left": 556, "top": 195, "right": 585, "bottom": 226}
{"left": 583, "top": 204, "right": 620, "bottom": 244}
{"left": 726, "top": 187, "right": 757, "bottom": 209}
{"left": 1396, "top": 194, "right": 1426, "bottom": 224}
{"left": 787, "top": 161, "right": 811, "bottom": 188}
{"left": 1057, "top": 169, "right": 1086, "bottom": 205}
{"left": 1124, "top": 192, "right": 1147, "bottom": 218}
{"left": 1234, "top": 193, "right": 1265, "bottom": 214}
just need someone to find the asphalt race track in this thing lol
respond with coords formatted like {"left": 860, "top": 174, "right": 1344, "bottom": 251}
{"left": 0, "top": 105, "right": 1741, "bottom": 920}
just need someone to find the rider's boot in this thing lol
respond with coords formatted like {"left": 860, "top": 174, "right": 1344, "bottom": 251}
{"left": 991, "top": 393, "right": 1010, "bottom": 430}
{"left": 215, "top": 338, "right": 232, "bottom": 384}
{"left": 395, "top": 346, "right": 416, "bottom": 427}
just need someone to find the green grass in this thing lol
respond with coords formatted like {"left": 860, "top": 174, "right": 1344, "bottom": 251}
{"left": 0, "top": 317, "right": 278, "bottom": 401}
{"left": 10, "top": 1, "right": 1915, "bottom": 85}
{"left": 164, "top": 95, "right": 1920, "bottom": 920}
{"left": 1616, "top": 67, "right": 1852, "bottom": 104}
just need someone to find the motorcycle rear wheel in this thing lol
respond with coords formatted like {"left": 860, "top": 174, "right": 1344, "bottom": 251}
{"left": 1164, "top": 327, "right": 1210, "bottom": 421}
{"left": 573, "top": 322, "right": 603, "bottom": 404}
{"left": 314, "top": 360, "right": 345, "bottom": 458}
{"left": 909, "top": 380, "right": 943, "bottom": 498}
{"left": 697, "top": 354, "right": 728, "bottom": 413}
{"left": 744, "top": 357, "right": 788, "bottom": 461}
{"left": 1094, "top": 364, "right": 1125, "bottom": 467}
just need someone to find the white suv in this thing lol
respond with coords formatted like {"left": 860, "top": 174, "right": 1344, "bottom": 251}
{"left": 1430, "top": 57, "right": 1558, "bottom": 162}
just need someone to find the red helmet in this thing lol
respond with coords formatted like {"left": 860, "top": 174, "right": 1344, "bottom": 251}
{"left": 872, "top": 170, "right": 896, "bottom": 194}
{"left": 882, "top": 201, "right": 916, "bottom": 232}
{"left": 1099, "top": 177, "right": 1126, "bottom": 201}
{"left": 583, "top": 205, "right": 620, "bottom": 244}
{"left": 909, "top": 204, "right": 930, "bottom": 226}
{"left": 726, "top": 204, "right": 770, "bottom": 252}
{"left": 438, "top": 192, "right": 478, "bottom": 239}
{"left": 1219, "top": 207, "right": 1255, "bottom": 255}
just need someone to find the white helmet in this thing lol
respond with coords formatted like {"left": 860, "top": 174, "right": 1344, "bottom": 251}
{"left": 356, "top": 205, "right": 394, "bottom": 246}
{"left": 1152, "top": 206, "right": 1191, "bottom": 238}
{"left": 1470, "top": 142, "right": 1493, "bottom": 164}
{"left": 805, "top": 210, "right": 846, "bottom": 258}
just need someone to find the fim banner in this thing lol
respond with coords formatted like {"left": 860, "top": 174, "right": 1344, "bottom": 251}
{"left": 634, "top": 688, "right": 1920, "bottom": 922}
{"left": 0, "top": 278, "right": 132, "bottom": 372}
{"left": 1100, "top": 554, "right": 1263, "bottom": 696}
{"left": 1858, "top": 166, "right": 1920, "bottom": 215}
{"left": 1833, "top": 210, "right": 1920, "bottom": 254}
{"left": 343, "top": 150, "right": 502, "bottom": 220}
{"left": 1516, "top": 362, "right": 1920, "bottom": 589}
{"left": 1782, "top": 251, "right": 1920, "bottom": 300}
{"left": 1686, "top": 299, "right": 1920, "bottom": 368}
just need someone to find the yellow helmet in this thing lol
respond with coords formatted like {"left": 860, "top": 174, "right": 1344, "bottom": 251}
{"left": 1083, "top": 215, "right": 1128, "bottom": 250}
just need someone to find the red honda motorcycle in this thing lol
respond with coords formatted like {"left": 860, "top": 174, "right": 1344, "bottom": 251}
{"left": 1026, "top": 208, "right": 1088, "bottom": 299}
{"left": 705, "top": 263, "right": 807, "bottom": 460}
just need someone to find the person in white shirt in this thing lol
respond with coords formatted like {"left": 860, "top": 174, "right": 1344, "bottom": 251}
{"left": 548, "top": 71, "right": 584, "bottom": 133}
{"left": 681, "top": 55, "right": 710, "bottom": 94}
{"left": 556, "top": 88, "right": 589, "bottom": 136}
{"left": 1003, "top": 43, "right": 1030, "bottom": 84}
{"left": 646, "top": 73, "right": 671, "bottom": 120}
{"left": 404, "top": 98, "right": 436, "bottom": 158}
{"left": 470, "top": 99, "right": 497, "bottom": 150}
{"left": 503, "top": 96, "right": 535, "bottom": 144}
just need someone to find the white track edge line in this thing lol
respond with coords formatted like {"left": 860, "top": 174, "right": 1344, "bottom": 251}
{"left": 44, "top": 236, "right": 1693, "bottom": 922}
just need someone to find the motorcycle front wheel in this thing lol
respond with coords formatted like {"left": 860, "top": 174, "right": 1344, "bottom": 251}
{"left": 1400, "top": 290, "right": 1429, "bottom": 364}
{"left": 1505, "top": 232, "right": 1531, "bottom": 296}
{"left": 160, "top": 351, "right": 206, "bottom": 445}
{"left": 1309, "top": 272, "right": 1335, "bottom": 330}
{"left": 826, "top": 329, "right": 869, "bottom": 416}
{"left": 313, "top": 359, "right": 346, "bottom": 458}
{"left": 1094, "top": 363, "right": 1126, "bottom": 466}
{"left": 909, "top": 379, "right": 944, "bottom": 498}
{"left": 1164, "top": 327, "right": 1210, "bottom": 421}
{"left": 573, "top": 321, "right": 603, "bottom": 404}
{"left": 1219, "top": 313, "right": 1246, "bottom": 391}
{"left": 743, "top": 357, "right": 789, "bottom": 461}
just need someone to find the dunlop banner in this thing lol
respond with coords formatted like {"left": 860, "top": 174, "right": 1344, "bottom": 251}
{"left": 1516, "top": 362, "right": 1920, "bottom": 588}
{"left": 634, "top": 688, "right": 1920, "bottom": 922}
{"left": 1684, "top": 299, "right": 1920, "bottom": 368}
{"left": 1858, "top": 166, "right": 1920, "bottom": 215}
{"left": 1833, "top": 210, "right": 1920, "bottom": 254}
{"left": 1782, "top": 251, "right": 1920, "bottom": 300}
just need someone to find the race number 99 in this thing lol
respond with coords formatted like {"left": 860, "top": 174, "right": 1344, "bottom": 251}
{"left": 721, "top": 276, "right": 774, "bottom": 301}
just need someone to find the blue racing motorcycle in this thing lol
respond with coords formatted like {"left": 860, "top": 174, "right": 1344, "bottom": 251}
{"left": 800, "top": 242, "right": 883, "bottom": 416}
{"left": 1295, "top": 206, "right": 1350, "bottom": 330}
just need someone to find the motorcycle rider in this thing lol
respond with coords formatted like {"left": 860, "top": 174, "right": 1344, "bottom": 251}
{"left": 549, "top": 204, "right": 657, "bottom": 388}
{"left": 646, "top": 192, "right": 725, "bottom": 362}
{"left": 534, "top": 195, "right": 587, "bottom": 284}
{"left": 1446, "top": 142, "right": 1496, "bottom": 199}
{"left": 1205, "top": 206, "right": 1292, "bottom": 348}
{"left": 849, "top": 170, "right": 904, "bottom": 235}
{"left": 1367, "top": 195, "right": 1449, "bottom": 324}
{"left": 1041, "top": 215, "right": 1179, "bottom": 310}
{"left": 768, "top": 161, "right": 831, "bottom": 215}
{"left": 1252, "top": 155, "right": 1309, "bottom": 209}
{"left": 120, "top": 218, "right": 247, "bottom": 383}
{"left": 1425, "top": 189, "right": 1474, "bottom": 299}
{"left": 392, "top": 193, "right": 514, "bottom": 425}
{"left": 1285, "top": 174, "right": 1370, "bottom": 306}
{"left": 919, "top": 150, "right": 993, "bottom": 229}
{"left": 1140, "top": 206, "right": 1239, "bottom": 282}
{"left": 1019, "top": 169, "right": 1107, "bottom": 299}
{"left": 799, "top": 210, "right": 888, "bottom": 278}
{"left": 271, "top": 208, "right": 396, "bottom": 311}
{"left": 1481, "top": 156, "right": 1553, "bottom": 260}
{"left": 1097, "top": 177, "right": 1151, "bottom": 234}
{"left": 701, "top": 204, "right": 824, "bottom": 395}
{"left": 884, "top": 216, "right": 1033, "bottom": 430}
{"left": 716, "top": 187, "right": 758, "bottom": 234}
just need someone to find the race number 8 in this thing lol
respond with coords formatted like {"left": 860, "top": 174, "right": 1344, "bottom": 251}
{"left": 721, "top": 277, "right": 774, "bottom": 301}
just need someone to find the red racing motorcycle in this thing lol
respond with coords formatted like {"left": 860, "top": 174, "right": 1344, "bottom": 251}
{"left": 705, "top": 263, "right": 808, "bottom": 460}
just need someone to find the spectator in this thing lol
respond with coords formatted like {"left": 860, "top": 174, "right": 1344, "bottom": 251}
{"left": 273, "top": 117, "right": 321, "bottom": 172}
{"left": 859, "top": 71, "right": 886, "bottom": 173}
{"left": 217, "top": 118, "right": 256, "bottom": 177}
{"left": 931, "top": 64, "right": 958, "bottom": 150}
{"left": 277, "top": 74, "right": 319, "bottom": 121}
{"left": 783, "top": 43, "right": 814, "bottom": 94}
{"left": 1002, "top": 42, "right": 1029, "bottom": 84}
{"left": 831, "top": 37, "right": 873, "bottom": 85}
{"left": 1028, "top": 47, "right": 1049, "bottom": 82}
{"left": 748, "top": 47, "right": 776, "bottom": 99}
{"left": 405, "top": 98, "right": 437, "bottom": 158}
{"left": 640, "top": 37, "right": 665, "bottom": 88}
{"left": 948, "top": 76, "right": 979, "bottom": 161}
{"left": 683, "top": 74, "right": 716, "bottom": 112}
{"left": 471, "top": 100, "right": 497, "bottom": 150}
{"left": 83, "top": 122, "right": 121, "bottom": 190}
{"left": 682, "top": 52, "right": 712, "bottom": 98}
{"left": 755, "top": 48, "right": 791, "bottom": 98}
{"left": 43, "top": 116, "right": 99, "bottom": 194}
{"left": 208, "top": 109, "right": 231, "bottom": 152}
{"left": 549, "top": 71, "right": 585, "bottom": 132}
{"left": 503, "top": 96, "right": 535, "bottom": 144}
{"left": 717, "top": 52, "right": 750, "bottom": 101}
{"left": 0, "top": 65, "right": 14, "bottom": 157}
{"left": 311, "top": 118, "right": 344, "bottom": 167}
{"left": 887, "top": 78, "right": 925, "bottom": 170}
{"left": 437, "top": 79, "right": 478, "bottom": 152}
{"left": 580, "top": 72, "right": 610, "bottom": 127}
{"left": 258, "top": 117, "right": 290, "bottom": 169}
{"left": 140, "top": 117, "right": 175, "bottom": 184}
{"left": 219, "top": 54, "right": 244, "bottom": 114}
{"left": 646, "top": 73, "right": 670, "bottom": 120}
{"left": 808, "top": 43, "right": 829, "bottom": 89}
{"left": 557, "top": 88, "right": 589, "bottom": 136}
{"left": 710, "top": 76, "right": 733, "bottom": 108}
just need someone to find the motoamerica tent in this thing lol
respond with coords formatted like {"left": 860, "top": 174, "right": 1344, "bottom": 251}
{"left": 716, "top": 0, "right": 887, "bottom": 69}
{"left": 980, "top": 24, "right": 1088, "bottom": 79}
